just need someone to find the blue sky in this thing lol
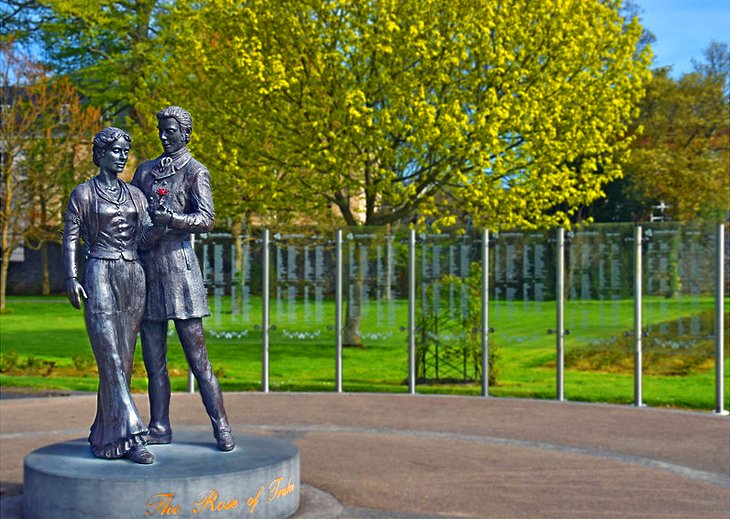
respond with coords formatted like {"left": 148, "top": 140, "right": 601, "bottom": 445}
{"left": 636, "top": 0, "right": 730, "bottom": 75}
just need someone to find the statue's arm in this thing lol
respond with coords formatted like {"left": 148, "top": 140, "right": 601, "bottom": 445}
{"left": 129, "top": 165, "right": 165, "bottom": 249}
{"left": 62, "top": 189, "right": 87, "bottom": 309}
{"left": 168, "top": 167, "right": 215, "bottom": 233}
{"left": 138, "top": 194, "right": 166, "bottom": 250}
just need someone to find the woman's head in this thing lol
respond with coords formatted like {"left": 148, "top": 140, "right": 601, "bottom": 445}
{"left": 92, "top": 127, "right": 132, "bottom": 167}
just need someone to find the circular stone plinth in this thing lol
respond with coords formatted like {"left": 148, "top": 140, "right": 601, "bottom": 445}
{"left": 23, "top": 429, "right": 300, "bottom": 519}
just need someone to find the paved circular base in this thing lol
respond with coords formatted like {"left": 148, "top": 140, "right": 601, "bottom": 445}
{"left": 23, "top": 429, "right": 300, "bottom": 519}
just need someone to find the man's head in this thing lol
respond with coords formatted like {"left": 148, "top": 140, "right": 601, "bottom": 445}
{"left": 156, "top": 106, "right": 193, "bottom": 155}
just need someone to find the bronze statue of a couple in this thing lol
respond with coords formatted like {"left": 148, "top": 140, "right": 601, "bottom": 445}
{"left": 62, "top": 106, "right": 234, "bottom": 465}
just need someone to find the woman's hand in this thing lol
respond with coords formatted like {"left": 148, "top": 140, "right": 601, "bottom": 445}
{"left": 66, "top": 277, "right": 88, "bottom": 309}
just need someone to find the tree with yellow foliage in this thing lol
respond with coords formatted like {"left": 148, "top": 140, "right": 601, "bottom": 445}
{"left": 141, "top": 0, "right": 650, "bottom": 231}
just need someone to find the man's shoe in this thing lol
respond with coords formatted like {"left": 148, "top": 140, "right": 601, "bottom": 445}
{"left": 144, "top": 431, "right": 171, "bottom": 445}
{"left": 216, "top": 431, "right": 235, "bottom": 452}
{"left": 125, "top": 445, "right": 154, "bottom": 464}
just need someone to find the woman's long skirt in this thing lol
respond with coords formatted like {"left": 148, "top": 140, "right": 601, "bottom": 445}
{"left": 83, "top": 258, "right": 147, "bottom": 458}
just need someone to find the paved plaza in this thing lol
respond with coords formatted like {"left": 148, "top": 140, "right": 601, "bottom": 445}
{"left": 1, "top": 391, "right": 728, "bottom": 518}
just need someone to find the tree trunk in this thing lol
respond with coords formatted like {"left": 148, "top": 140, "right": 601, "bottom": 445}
{"left": 343, "top": 295, "right": 364, "bottom": 347}
{"left": 231, "top": 218, "right": 245, "bottom": 314}
{"left": 1, "top": 253, "right": 10, "bottom": 313}
{"left": 343, "top": 241, "right": 365, "bottom": 348}
{"left": 0, "top": 203, "right": 14, "bottom": 312}
{"left": 41, "top": 241, "right": 50, "bottom": 295}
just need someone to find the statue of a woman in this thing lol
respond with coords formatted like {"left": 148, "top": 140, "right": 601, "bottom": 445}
{"left": 62, "top": 127, "right": 162, "bottom": 464}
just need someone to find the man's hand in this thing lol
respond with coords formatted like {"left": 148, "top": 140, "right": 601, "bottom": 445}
{"left": 151, "top": 207, "right": 173, "bottom": 227}
{"left": 66, "top": 278, "right": 87, "bottom": 309}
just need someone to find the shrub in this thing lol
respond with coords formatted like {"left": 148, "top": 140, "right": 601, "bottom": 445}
{"left": 0, "top": 350, "right": 19, "bottom": 372}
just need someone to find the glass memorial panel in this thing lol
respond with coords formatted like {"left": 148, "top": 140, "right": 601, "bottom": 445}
{"left": 177, "top": 222, "right": 726, "bottom": 406}
{"left": 342, "top": 227, "right": 408, "bottom": 392}
{"left": 266, "top": 232, "right": 337, "bottom": 390}
{"left": 642, "top": 222, "right": 719, "bottom": 408}
{"left": 193, "top": 232, "right": 263, "bottom": 391}
{"left": 565, "top": 223, "right": 636, "bottom": 404}
{"left": 490, "top": 229, "right": 556, "bottom": 399}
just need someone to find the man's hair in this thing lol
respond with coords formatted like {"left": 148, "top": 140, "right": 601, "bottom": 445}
{"left": 157, "top": 106, "right": 193, "bottom": 141}
{"left": 92, "top": 127, "right": 131, "bottom": 167}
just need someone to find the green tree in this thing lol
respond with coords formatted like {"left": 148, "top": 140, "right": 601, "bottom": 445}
{"left": 1, "top": 1, "right": 47, "bottom": 41}
{"left": 4, "top": 0, "right": 166, "bottom": 156}
{"left": 610, "top": 42, "right": 729, "bottom": 222}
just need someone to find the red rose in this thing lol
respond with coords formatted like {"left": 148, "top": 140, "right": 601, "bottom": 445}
{"left": 157, "top": 188, "right": 169, "bottom": 196}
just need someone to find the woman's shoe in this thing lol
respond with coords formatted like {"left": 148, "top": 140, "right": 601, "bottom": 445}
{"left": 125, "top": 445, "right": 155, "bottom": 464}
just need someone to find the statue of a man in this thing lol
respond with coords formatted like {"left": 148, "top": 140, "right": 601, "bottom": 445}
{"left": 132, "top": 106, "right": 234, "bottom": 451}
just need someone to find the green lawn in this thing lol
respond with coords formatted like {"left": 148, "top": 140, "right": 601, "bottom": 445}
{"left": 1, "top": 295, "right": 727, "bottom": 411}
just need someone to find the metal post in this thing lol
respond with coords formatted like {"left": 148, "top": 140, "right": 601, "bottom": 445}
{"left": 634, "top": 225, "right": 643, "bottom": 407}
{"left": 262, "top": 229, "right": 270, "bottom": 393}
{"left": 408, "top": 229, "right": 416, "bottom": 395}
{"left": 481, "top": 229, "right": 489, "bottom": 397}
{"left": 335, "top": 230, "right": 343, "bottom": 393}
{"left": 556, "top": 228, "right": 565, "bottom": 401}
{"left": 715, "top": 224, "right": 728, "bottom": 415}
{"left": 188, "top": 233, "right": 196, "bottom": 394}
{"left": 187, "top": 367, "right": 195, "bottom": 394}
